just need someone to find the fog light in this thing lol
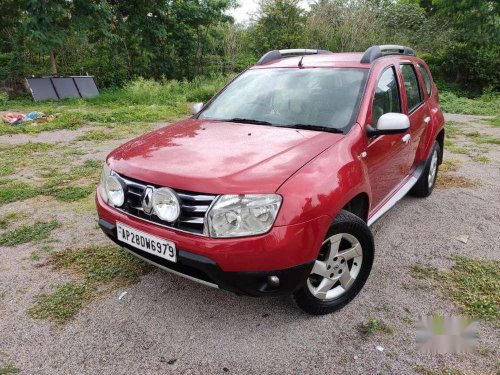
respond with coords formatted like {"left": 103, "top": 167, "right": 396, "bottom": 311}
{"left": 268, "top": 275, "right": 280, "bottom": 287}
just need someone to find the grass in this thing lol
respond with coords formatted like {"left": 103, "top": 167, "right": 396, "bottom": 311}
{"left": 472, "top": 136, "right": 500, "bottom": 145}
{"left": 440, "top": 158, "right": 462, "bottom": 172}
{"left": 51, "top": 245, "right": 152, "bottom": 284}
{"left": 52, "top": 186, "right": 95, "bottom": 202}
{"left": 0, "top": 112, "right": 84, "bottom": 136}
{"left": 443, "top": 138, "right": 473, "bottom": 155}
{"left": 440, "top": 91, "right": 500, "bottom": 116}
{"left": 28, "top": 282, "right": 90, "bottom": 324}
{"left": 75, "top": 130, "right": 114, "bottom": 142}
{"left": 0, "top": 142, "right": 54, "bottom": 177}
{"left": 29, "top": 245, "right": 152, "bottom": 324}
{"left": 463, "top": 130, "right": 500, "bottom": 146}
{"left": 411, "top": 263, "right": 440, "bottom": 280}
{"left": 75, "top": 122, "right": 153, "bottom": 142}
{"left": 446, "top": 257, "right": 499, "bottom": 322}
{"left": 444, "top": 121, "right": 464, "bottom": 138}
{"left": 488, "top": 117, "right": 500, "bottom": 127}
{"left": 446, "top": 145, "right": 471, "bottom": 155}
{"left": 357, "top": 318, "right": 393, "bottom": 336}
{"left": 472, "top": 155, "right": 491, "bottom": 164}
{"left": 0, "top": 363, "right": 20, "bottom": 375}
{"left": 0, "top": 180, "right": 39, "bottom": 205}
{"left": 443, "top": 138, "right": 455, "bottom": 148}
{"left": 0, "top": 212, "right": 26, "bottom": 229}
{"left": 436, "top": 173, "right": 479, "bottom": 189}
{"left": 0, "top": 159, "right": 101, "bottom": 206}
{"left": 0, "top": 220, "right": 60, "bottom": 246}
{"left": 0, "top": 75, "right": 230, "bottom": 136}
{"left": 410, "top": 257, "right": 499, "bottom": 323}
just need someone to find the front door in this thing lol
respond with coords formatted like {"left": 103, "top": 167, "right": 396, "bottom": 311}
{"left": 365, "top": 65, "right": 410, "bottom": 210}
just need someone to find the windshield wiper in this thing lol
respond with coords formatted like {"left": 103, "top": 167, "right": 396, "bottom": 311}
{"left": 222, "top": 118, "right": 273, "bottom": 126}
{"left": 285, "top": 124, "right": 344, "bottom": 133}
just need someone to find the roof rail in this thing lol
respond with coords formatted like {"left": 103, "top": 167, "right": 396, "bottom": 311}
{"left": 257, "top": 49, "right": 332, "bottom": 65}
{"left": 360, "top": 45, "right": 415, "bottom": 64}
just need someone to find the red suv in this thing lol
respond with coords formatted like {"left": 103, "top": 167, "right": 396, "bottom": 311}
{"left": 96, "top": 45, "right": 445, "bottom": 315}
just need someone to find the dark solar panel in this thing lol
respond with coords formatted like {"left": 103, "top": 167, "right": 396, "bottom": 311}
{"left": 26, "top": 78, "right": 58, "bottom": 101}
{"left": 51, "top": 77, "right": 80, "bottom": 99}
{"left": 73, "top": 77, "right": 99, "bottom": 98}
{"left": 26, "top": 76, "right": 99, "bottom": 101}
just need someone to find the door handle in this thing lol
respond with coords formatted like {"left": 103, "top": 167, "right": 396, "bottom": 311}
{"left": 402, "top": 134, "right": 411, "bottom": 144}
{"left": 424, "top": 116, "right": 431, "bottom": 125}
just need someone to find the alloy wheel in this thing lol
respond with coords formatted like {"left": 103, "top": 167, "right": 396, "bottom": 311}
{"left": 307, "top": 233, "right": 363, "bottom": 300}
{"left": 428, "top": 149, "right": 438, "bottom": 189}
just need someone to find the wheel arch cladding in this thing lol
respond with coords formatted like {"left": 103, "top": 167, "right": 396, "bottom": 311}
{"left": 436, "top": 128, "right": 445, "bottom": 164}
{"left": 341, "top": 192, "right": 369, "bottom": 222}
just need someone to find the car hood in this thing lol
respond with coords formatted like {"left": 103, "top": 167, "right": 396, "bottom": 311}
{"left": 108, "top": 119, "right": 343, "bottom": 194}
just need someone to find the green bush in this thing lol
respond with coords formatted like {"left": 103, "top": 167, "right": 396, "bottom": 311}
{"left": 0, "top": 91, "right": 8, "bottom": 105}
{"left": 120, "top": 75, "right": 230, "bottom": 105}
{"left": 439, "top": 91, "right": 500, "bottom": 116}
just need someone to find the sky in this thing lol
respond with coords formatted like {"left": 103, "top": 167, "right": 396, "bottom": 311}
{"left": 229, "top": 0, "right": 311, "bottom": 23}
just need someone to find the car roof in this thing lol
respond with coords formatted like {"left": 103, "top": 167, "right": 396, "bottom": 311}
{"left": 251, "top": 53, "right": 370, "bottom": 69}
{"left": 251, "top": 45, "right": 426, "bottom": 69}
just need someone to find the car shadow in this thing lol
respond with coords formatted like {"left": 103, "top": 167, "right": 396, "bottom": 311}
{"left": 128, "top": 268, "right": 314, "bottom": 326}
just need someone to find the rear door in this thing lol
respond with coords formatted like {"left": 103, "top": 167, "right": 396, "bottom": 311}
{"left": 365, "top": 65, "right": 410, "bottom": 209}
{"left": 399, "top": 62, "right": 429, "bottom": 170}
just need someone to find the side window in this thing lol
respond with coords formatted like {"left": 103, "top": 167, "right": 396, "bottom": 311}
{"left": 400, "top": 64, "right": 423, "bottom": 112}
{"left": 418, "top": 64, "right": 432, "bottom": 96}
{"left": 372, "top": 67, "right": 401, "bottom": 125}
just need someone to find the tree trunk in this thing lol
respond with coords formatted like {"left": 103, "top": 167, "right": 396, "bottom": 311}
{"left": 50, "top": 49, "right": 58, "bottom": 75}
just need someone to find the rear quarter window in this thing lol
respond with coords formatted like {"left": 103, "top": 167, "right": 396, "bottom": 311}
{"left": 418, "top": 64, "right": 432, "bottom": 96}
{"left": 400, "top": 64, "right": 423, "bottom": 112}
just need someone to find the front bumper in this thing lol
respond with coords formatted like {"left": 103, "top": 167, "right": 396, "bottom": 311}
{"left": 99, "top": 218, "right": 314, "bottom": 296}
{"left": 96, "top": 191, "right": 329, "bottom": 271}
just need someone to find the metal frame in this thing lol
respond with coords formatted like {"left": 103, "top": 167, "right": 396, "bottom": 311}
{"left": 361, "top": 45, "right": 416, "bottom": 64}
{"left": 257, "top": 49, "right": 332, "bottom": 65}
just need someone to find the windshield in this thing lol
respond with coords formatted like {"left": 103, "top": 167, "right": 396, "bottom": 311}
{"left": 198, "top": 68, "right": 367, "bottom": 131}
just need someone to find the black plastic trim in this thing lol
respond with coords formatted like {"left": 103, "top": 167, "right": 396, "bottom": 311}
{"left": 257, "top": 49, "right": 332, "bottom": 65}
{"left": 361, "top": 45, "right": 416, "bottom": 64}
{"left": 98, "top": 219, "right": 314, "bottom": 297}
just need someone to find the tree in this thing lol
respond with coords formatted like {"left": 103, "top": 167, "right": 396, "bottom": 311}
{"left": 252, "top": 0, "right": 306, "bottom": 54}
{"left": 306, "top": 0, "right": 380, "bottom": 52}
{"left": 432, "top": 0, "right": 500, "bottom": 87}
{"left": 23, "top": 0, "right": 109, "bottom": 74}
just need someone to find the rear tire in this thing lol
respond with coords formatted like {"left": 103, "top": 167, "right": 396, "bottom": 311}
{"left": 410, "top": 141, "right": 440, "bottom": 197}
{"left": 293, "top": 210, "right": 374, "bottom": 315}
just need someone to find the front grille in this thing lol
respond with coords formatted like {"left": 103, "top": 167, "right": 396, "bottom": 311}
{"left": 115, "top": 173, "right": 217, "bottom": 235}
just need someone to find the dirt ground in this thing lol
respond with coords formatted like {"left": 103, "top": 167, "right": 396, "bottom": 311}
{"left": 0, "top": 114, "right": 498, "bottom": 374}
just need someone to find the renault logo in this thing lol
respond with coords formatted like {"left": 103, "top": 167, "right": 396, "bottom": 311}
{"left": 142, "top": 186, "right": 154, "bottom": 214}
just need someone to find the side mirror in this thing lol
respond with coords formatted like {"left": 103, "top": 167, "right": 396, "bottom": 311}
{"left": 192, "top": 102, "right": 203, "bottom": 115}
{"left": 367, "top": 113, "right": 410, "bottom": 137}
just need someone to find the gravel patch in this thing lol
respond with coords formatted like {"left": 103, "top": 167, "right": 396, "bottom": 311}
{"left": 0, "top": 115, "right": 498, "bottom": 374}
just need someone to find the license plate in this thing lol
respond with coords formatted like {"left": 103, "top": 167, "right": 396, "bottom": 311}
{"left": 116, "top": 222, "right": 176, "bottom": 263}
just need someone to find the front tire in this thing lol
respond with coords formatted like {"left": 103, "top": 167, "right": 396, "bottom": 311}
{"left": 410, "top": 141, "right": 440, "bottom": 197}
{"left": 293, "top": 210, "right": 374, "bottom": 315}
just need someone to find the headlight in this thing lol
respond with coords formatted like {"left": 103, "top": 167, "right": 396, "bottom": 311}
{"left": 100, "top": 163, "right": 125, "bottom": 207}
{"left": 152, "top": 187, "right": 181, "bottom": 222}
{"left": 105, "top": 175, "right": 125, "bottom": 207}
{"left": 206, "top": 194, "right": 282, "bottom": 238}
{"left": 99, "top": 163, "right": 111, "bottom": 203}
